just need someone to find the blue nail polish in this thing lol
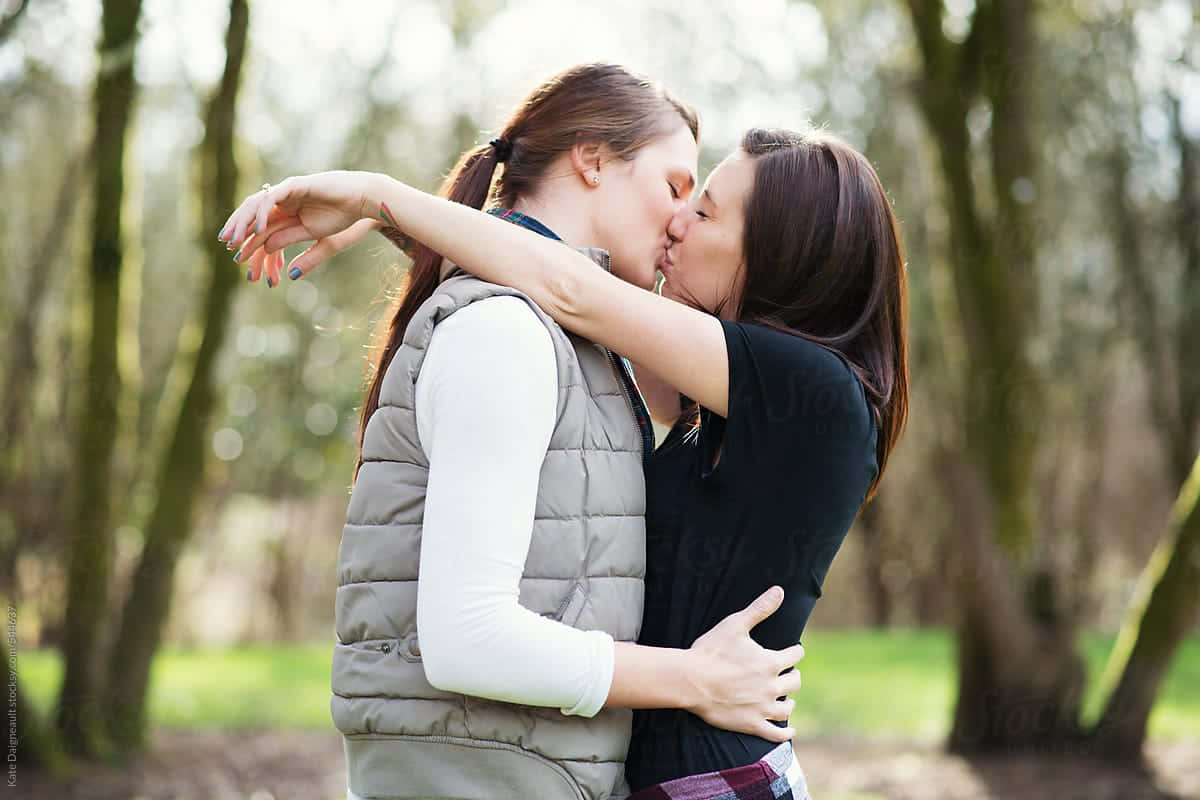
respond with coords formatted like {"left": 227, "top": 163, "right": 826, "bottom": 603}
{"left": 219, "top": 225, "right": 229, "bottom": 240}
{"left": 246, "top": 269, "right": 253, "bottom": 281}
{"left": 288, "top": 266, "right": 302, "bottom": 280}
{"left": 266, "top": 277, "right": 274, "bottom": 288}
{"left": 233, "top": 248, "right": 242, "bottom": 261}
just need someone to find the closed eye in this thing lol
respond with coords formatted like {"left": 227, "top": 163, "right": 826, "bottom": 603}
{"left": 695, "top": 209, "right": 708, "bottom": 219}
{"left": 669, "top": 183, "right": 680, "bottom": 199}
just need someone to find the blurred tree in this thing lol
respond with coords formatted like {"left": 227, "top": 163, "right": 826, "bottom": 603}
{"left": 55, "top": 0, "right": 145, "bottom": 759}
{"left": 902, "top": 0, "right": 1089, "bottom": 752}
{"left": 0, "top": 150, "right": 85, "bottom": 772}
{"left": 856, "top": 495, "right": 891, "bottom": 628}
{"left": 103, "top": 0, "right": 251, "bottom": 751}
{"left": 0, "top": 635, "right": 66, "bottom": 773}
{"left": 0, "top": 151, "right": 85, "bottom": 596}
{"left": 1090, "top": 74, "right": 1200, "bottom": 760}
{"left": 1093, "top": 449, "right": 1200, "bottom": 759}
{"left": 0, "top": 0, "right": 29, "bottom": 45}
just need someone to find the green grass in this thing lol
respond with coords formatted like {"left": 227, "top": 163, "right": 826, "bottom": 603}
{"left": 15, "top": 629, "right": 1200, "bottom": 740}
{"left": 19, "top": 642, "right": 335, "bottom": 729}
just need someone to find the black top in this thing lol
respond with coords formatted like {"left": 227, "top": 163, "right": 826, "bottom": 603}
{"left": 625, "top": 319, "right": 879, "bottom": 790}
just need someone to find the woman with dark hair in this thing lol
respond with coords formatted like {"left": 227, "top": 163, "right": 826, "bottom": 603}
{"left": 223, "top": 64, "right": 810, "bottom": 800}
{"left": 225, "top": 121, "right": 909, "bottom": 797}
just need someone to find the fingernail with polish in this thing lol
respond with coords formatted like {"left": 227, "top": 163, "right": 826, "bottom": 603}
{"left": 219, "top": 225, "right": 229, "bottom": 240}
{"left": 233, "top": 248, "right": 242, "bottom": 261}
{"left": 246, "top": 269, "right": 253, "bottom": 281}
{"left": 289, "top": 266, "right": 302, "bottom": 280}
{"left": 266, "top": 277, "right": 274, "bottom": 288}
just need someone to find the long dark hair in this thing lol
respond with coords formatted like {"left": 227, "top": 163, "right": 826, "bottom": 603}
{"left": 680, "top": 128, "right": 909, "bottom": 503}
{"left": 354, "top": 63, "right": 698, "bottom": 484}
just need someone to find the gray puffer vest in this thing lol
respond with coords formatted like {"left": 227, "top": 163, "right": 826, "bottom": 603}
{"left": 331, "top": 251, "right": 648, "bottom": 800}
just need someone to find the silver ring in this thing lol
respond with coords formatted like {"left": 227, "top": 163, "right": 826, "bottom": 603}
{"left": 261, "top": 182, "right": 272, "bottom": 192}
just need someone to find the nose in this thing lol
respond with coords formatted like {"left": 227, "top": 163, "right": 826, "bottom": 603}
{"left": 666, "top": 204, "right": 692, "bottom": 243}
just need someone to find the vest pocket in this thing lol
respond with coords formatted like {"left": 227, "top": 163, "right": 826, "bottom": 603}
{"left": 552, "top": 580, "right": 590, "bottom": 628}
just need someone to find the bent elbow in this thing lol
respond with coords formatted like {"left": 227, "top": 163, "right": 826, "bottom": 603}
{"left": 418, "top": 631, "right": 474, "bottom": 694}
{"left": 545, "top": 263, "right": 586, "bottom": 324}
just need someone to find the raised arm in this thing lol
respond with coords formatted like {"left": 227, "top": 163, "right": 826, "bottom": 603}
{"left": 363, "top": 174, "right": 733, "bottom": 416}
{"left": 225, "top": 171, "right": 730, "bottom": 414}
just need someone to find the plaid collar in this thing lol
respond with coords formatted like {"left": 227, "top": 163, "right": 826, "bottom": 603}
{"left": 487, "top": 208, "right": 562, "bottom": 242}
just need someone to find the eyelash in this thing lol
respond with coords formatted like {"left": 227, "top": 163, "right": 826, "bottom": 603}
{"left": 695, "top": 209, "right": 709, "bottom": 219}
{"left": 669, "top": 183, "right": 680, "bottom": 199}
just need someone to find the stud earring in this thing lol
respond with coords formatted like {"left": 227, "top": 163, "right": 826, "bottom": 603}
{"left": 592, "top": 175, "right": 600, "bottom": 184}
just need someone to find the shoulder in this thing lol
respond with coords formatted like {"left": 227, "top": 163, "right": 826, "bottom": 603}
{"left": 434, "top": 295, "right": 552, "bottom": 352}
{"left": 722, "top": 319, "right": 873, "bottom": 431}
{"left": 723, "top": 320, "right": 856, "bottom": 385}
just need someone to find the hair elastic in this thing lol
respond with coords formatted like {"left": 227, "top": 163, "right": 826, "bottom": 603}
{"left": 489, "top": 137, "right": 513, "bottom": 163}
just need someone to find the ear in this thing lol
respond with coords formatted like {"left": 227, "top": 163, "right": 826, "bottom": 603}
{"left": 569, "top": 141, "right": 604, "bottom": 187}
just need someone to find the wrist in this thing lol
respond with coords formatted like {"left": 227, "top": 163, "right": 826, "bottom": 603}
{"left": 360, "top": 172, "right": 399, "bottom": 224}
{"left": 678, "top": 647, "right": 713, "bottom": 713}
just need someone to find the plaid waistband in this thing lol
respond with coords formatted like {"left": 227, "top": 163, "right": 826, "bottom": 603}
{"left": 627, "top": 740, "right": 810, "bottom": 800}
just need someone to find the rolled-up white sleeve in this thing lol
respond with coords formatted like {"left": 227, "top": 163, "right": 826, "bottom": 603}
{"left": 413, "top": 295, "right": 615, "bottom": 718}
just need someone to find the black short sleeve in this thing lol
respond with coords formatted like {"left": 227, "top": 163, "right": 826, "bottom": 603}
{"left": 629, "top": 320, "right": 883, "bottom": 788}
{"left": 700, "top": 319, "right": 878, "bottom": 506}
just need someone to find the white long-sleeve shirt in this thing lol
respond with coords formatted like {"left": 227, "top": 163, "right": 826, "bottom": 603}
{"left": 413, "top": 295, "right": 616, "bottom": 718}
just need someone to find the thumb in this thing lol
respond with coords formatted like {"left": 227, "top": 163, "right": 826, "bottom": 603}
{"left": 737, "top": 586, "right": 785, "bottom": 631}
{"left": 287, "top": 219, "right": 376, "bottom": 280}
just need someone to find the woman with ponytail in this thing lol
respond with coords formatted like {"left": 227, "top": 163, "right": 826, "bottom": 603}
{"left": 227, "top": 116, "right": 911, "bottom": 797}
{"left": 223, "top": 64, "right": 810, "bottom": 800}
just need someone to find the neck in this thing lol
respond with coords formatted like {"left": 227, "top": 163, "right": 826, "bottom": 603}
{"left": 510, "top": 191, "right": 600, "bottom": 248}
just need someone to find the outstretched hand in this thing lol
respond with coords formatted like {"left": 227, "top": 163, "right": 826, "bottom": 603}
{"left": 686, "top": 585, "right": 806, "bottom": 742}
{"left": 217, "top": 170, "right": 387, "bottom": 286}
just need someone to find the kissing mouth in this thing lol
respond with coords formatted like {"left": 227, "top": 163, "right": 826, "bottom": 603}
{"left": 659, "top": 248, "right": 674, "bottom": 272}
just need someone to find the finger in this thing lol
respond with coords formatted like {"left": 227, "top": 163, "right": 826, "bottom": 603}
{"left": 736, "top": 586, "right": 785, "bottom": 632}
{"left": 756, "top": 721, "right": 795, "bottom": 743}
{"left": 285, "top": 236, "right": 344, "bottom": 281}
{"left": 286, "top": 219, "right": 376, "bottom": 280}
{"left": 220, "top": 198, "right": 254, "bottom": 242}
{"left": 235, "top": 215, "right": 293, "bottom": 264}
{"left": 775, "top": 669, "right": 803, "bottom": 697}
{"left": 246, "top": 246, "right": 267, "bottom": 284}
{"left": 255, "top": 179, "right": 296, "bottom": 240}
{"left": 766, "top": 697, "right": 796, "bottom": 722}
{"left": 263, "top": 221, "right": 317, "bottom": 254}
{"left": 265, "top": 249, "right": 284, "bottom": 288}
{"left": 231, "top": 193, "right": 265, "bottom": 248}
{"left": 777, "top": 642, "right": 806, "bottom": 669}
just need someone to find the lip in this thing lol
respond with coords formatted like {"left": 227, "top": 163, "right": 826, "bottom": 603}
{"left": 659, "top": 249, "right": 674, "bottom": 273}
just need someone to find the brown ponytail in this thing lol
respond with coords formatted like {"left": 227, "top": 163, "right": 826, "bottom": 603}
{"left": 352, "top": 63, "right": 698, "bottom": 485}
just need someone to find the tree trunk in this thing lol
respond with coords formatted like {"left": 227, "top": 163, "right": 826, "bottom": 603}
{"left": 103, "top": 0, "right": 249, "bottom": 751}
{"left": 1, "top": 614, "right": 68, "bottom": 774}
{"left": 903, "top": 0, "right": 1088, "bottom": 754}
{"left": 1086, "top": 89, "right": 1200, "bottom": 764}
{"left": 0, "top": 153, "right": 86, "bottom": 597}
{"left": 1167, "top": 92, "right": 1200, "bottom": 483}
{"left": 1090, "top": 451, "right": 1200, "bottom": 762}
{"left": 54, "top": 0, "right": 144, "bottom": 759}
